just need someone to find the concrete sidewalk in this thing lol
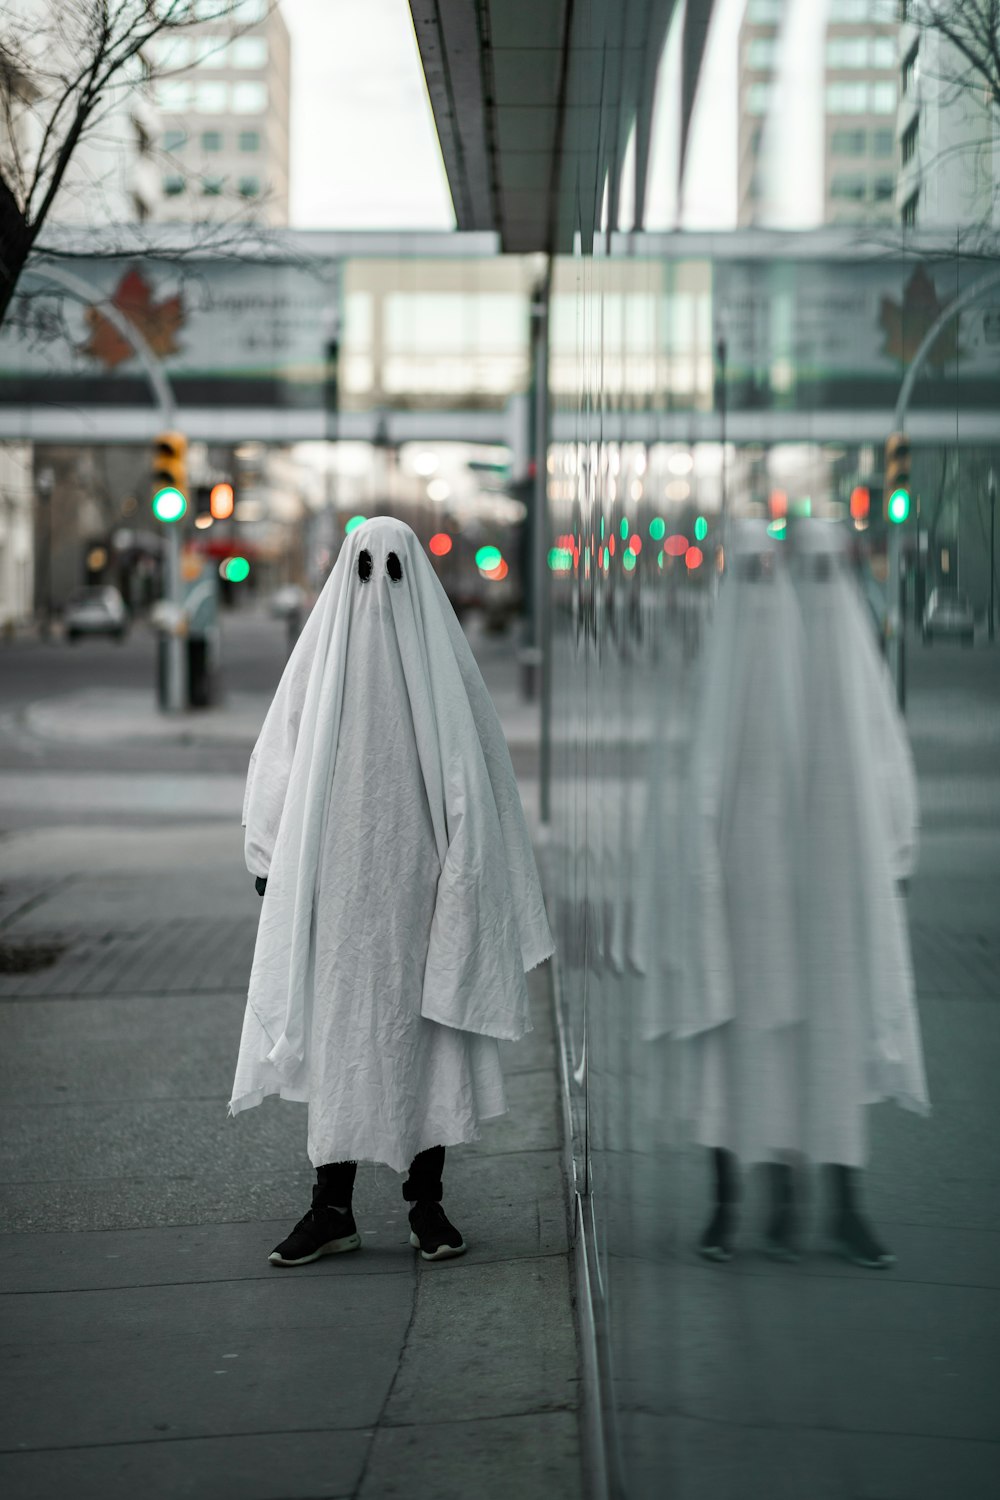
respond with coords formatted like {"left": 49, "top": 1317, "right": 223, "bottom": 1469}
{"left": 0, "top": 958, "right": 580, "bottom": 1500}
{"left": 0, "top": 635, "right": 580, "bottom": 1499}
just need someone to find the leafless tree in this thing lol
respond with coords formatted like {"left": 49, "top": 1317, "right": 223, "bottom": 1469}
{"left": 904, "top": 2, "right": 1000, "bottom": 101}
{"left": 0, "top": 2, "right": 273, "bottom": 327}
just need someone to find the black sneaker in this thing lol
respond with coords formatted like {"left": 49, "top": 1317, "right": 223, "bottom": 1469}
{"left": 268, "top": 1191, "right": 361, "bottom": 1267}
{"left": 408, "top": 1200, "right": 466, "bottom": 1261}
{"left": 698, "top": 1203, "right": 736, "bottom": 1263}
{"left": 828, "top": 1211, "right": 895, "bottom": 1270}
{"left": 762, "top": 1205, "right": 801, "bottom": 1264}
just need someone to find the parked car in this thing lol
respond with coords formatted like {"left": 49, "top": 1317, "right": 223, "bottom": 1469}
{"left": 63, "top": 586, "right": 129, "bottom": 642}
{"left": 922, "top": 587, "right": 974, "bottom": 646}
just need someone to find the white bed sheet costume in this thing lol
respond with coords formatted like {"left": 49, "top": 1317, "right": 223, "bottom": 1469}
{"left": 675, "top": 518, "right": 928, "bottom": 1167}
{"left": 229, "top": 517, "right": 554, "bottom": 1172}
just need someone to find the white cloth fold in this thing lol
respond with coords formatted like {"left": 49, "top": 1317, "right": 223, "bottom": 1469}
{"left": 230, "top": 517, "right": 553, "bottom": 1170}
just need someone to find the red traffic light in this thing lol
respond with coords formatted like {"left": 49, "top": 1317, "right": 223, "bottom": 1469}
{"left": 210, "top": 482, "right": 235, "bottom": 520}
{"left": 850, "top": 485, "right": 870, "bottom": 520}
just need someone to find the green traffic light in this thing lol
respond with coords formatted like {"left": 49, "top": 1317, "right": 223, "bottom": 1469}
{"left": 888, "top": 487, "right": 910, "bottom": 524}
{"left": 476, "top": 545, "right": 502, "bottom": 571}
{"left": 694, "top": 515, "right": 708, "bottom": 542}
{"left": 220, "top": 555, "right": 251, "bottom": 583}
{"left": 152, "top": 486, "right": 186, "bottom": 523}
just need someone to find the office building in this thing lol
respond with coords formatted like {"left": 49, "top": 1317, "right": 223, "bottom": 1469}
{"left": 738, "top": 0, "right": 899, "bottom": 227}
{"left": 151, "top": 0, "right": 291, "bottom": 226}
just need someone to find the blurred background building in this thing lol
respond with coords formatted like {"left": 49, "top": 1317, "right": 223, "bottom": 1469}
{"left": 149, "top": 0, "right": 291, "bottom": 225}
{"left": 739, "top": 0, "right": 900, "bottom": 226}
{"left": 896, "top": 6, "right": 1000, "bottom": 228}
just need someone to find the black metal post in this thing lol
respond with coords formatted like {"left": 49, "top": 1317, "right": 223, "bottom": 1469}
{"left": 990, "top": 468, "right": 996, "bottom": 642}
{"left": 35, "top": 466, "right": 54, "bottom": 639}
{"left": 716, "top": 334, "right": 728, "bottom": 520}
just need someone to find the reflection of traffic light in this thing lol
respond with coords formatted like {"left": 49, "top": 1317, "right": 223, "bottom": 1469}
{"left": 884, "top": 432, "right": 911, "bottom": 523}
{"left": 151, "top": 431, "right": 188, "bottom": 522}
{"left": 194, "top": 486, "right": 213, "bottom": 527}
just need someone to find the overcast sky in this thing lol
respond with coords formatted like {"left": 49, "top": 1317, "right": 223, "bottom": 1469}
{"left": 281, "top": 0, "right": 738, "bottom": 233}
{"left": 282, "top": 0, "right": 455, "bottom": 230}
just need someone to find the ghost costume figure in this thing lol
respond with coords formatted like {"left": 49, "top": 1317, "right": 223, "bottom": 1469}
{"left": 680, "top": 520, "right": 927, "bottom": 1268}
{"left": 677, "top": 521, "right": 807, "bottom": 1260}
{"left": 230, "top": 517, "right": 553, "bottom": 1264}
{"left": 789, "top": 519, "right": 927, "bottom": 1266}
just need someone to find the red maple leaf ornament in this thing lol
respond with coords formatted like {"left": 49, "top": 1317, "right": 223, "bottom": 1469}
{"left": 879, "top": 264, "right": 961, "bottom": 370}
{"left": 79, "top": 266, "right": 185, "bottom": 369}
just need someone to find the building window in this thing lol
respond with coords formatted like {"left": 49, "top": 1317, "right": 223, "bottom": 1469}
{"left": 747, "top": 82, "right": 775, "bottom": 115}
{"left": 238, "top": 129, "right": 261, "bottom": 152}
{"left": 238, "top": 176, "right": 261, "bottom": 198}
{"left": 232, "top": 36, "right": 268, "bottom": 68}
{"left": 901, "top": 117, "right": 918, "bottom": 164}
{"left": 872, "top": 81, "right": 897, "bottom": 113}
{"left": 902, "top": 44, "right": 919, "bottom": 95}
{"left": 902, "top": 189, "right": 918, "bottom": 226}
{"left": 746, "top": 0, "right": 784, "bottom": 19}
{"left": 202, "top": 177, "right": 224, "bottom": 196}
{"left": 193, "top": 36, "right": 227, "bottom": 67}
{"left": 831, "top": 175, "right": 867, "bottom": 200}
{"left": 202, "top": 130, "right": 223, "bottom": 152}
{"left": 150, "top": 36, "right": 191, "bottom": 70}
{"left": 873, "top": 127, "right": 894, "bottom": 157}
{"left": 872, "top": 177, "right": 894, "bottom": 200}
{"left": 871, "top": 36, "right": 896, "bottom": 70}
{"left": 827, "top": 38, "right": 870, "bottom": 69}
{"left": 746, "top": 38, "right": 778, "bottom": 70}
{"left": 163, "top": 129, "right": 186, "bottom": 153}
{"left": 826, "top": 82, "right": 868, "bottom": 113}
{"left": 232, "top": 81, "right": 268, "bottom": 114}
{"left": 155, "top": 80, "right": 192, "bottom": 112}
{"left": 831, "top": 128, "right": 867, "bottom": 155}
{"left": 163, "top": 174, "right": 186, "bottom": 196}
{"left": 195, "top": 81, "right": 228, "bottom": 113}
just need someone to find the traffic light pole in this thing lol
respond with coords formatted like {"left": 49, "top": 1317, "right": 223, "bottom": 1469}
{"left": 164, "top": 526, "right": 186, "bottom": 713}
{"left": 886, "top": 525, "right": 905, "bottom": 711}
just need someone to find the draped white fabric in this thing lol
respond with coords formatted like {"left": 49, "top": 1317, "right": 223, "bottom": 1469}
{"left": 230, "top": 517, "right": 553, "bottom": 1171}
{"left": 675, "top": 520, "right": 928, "bottom": 1166}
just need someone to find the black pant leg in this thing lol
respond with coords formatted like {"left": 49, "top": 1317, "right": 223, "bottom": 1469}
{"left": 316, "top": 1160, "right": 357, "bottom": 1205}
{"left": 402, "top": 1145, "right": 446, "bottom": 1202}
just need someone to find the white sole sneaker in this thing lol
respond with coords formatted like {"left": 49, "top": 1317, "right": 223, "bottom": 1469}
{"left": 409, "top": 1231, "right": 466, "bottom": 1262}
{"left": 268, "top": 1231, "right": 362, "bottom": 1267}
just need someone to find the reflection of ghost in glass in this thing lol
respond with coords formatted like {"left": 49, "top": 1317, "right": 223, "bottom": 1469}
{"left": 678, "top": 519, "right": 927, "bottom": 1269}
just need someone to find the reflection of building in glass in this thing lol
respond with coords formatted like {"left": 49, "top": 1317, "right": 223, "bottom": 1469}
{"left": 738, "top": 0, "right": 899, "bottom": 226}
{"left": 150, "top": 0, "right": 290, "bottom": 225}
{"left": 895, "top": 12, "right": 998, "bottom": 228}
